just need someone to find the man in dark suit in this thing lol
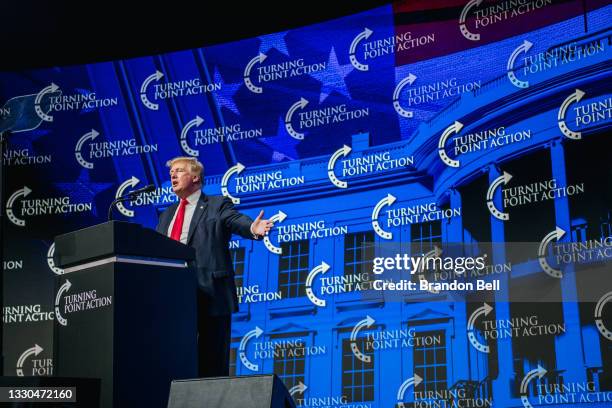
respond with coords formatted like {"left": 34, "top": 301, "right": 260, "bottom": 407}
{"left": 156, "top": 156, "right": 273, "bottom": 377}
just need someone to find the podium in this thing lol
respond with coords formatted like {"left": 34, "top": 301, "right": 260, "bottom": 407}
{"left": 53, "top": 221, "right": 197, "bottom": 408}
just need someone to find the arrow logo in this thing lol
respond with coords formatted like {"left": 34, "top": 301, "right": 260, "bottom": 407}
{"left": 74, "top": 129, "right": 100, "bottom": 169}
{"left": 305, "top": 261, "right": 331, "bottom": 307}
{"left": 396, "top": 374, "right": 423, "bottom": 408}
{"left": 285, "top": 98, "right": 309, "bottom": 140}
{"left": 393, "top": 73, "right": 417, "bottom": 118}
{"left": 486, "top": 172, "right": 513, "bottom": 221}
{"left": 595, "top": 291, "right": 612, "bottom": 341}
{"left": 349, "top": 28, "right": 373, "bottom": 71}
{"left": 467, "top": 303, "right": 493, "bottom": 353}
{"left": 238, "top": 326, "right": 263, "bottom": 371}
{"left": 180, "top": 115, "right": 204, "bottom": 156}
{"left": 558, "top": 89, "right": 585, "bottom": 140}
{"left": 221, "top": 163, "right": 246, "bottom": 204}
{"left": 6, "top": 186, "right": 32, "bottom": 227}
{"left": 520, "top": 365, "right": 547, "bottom": 408}
{"left": 47, "top": 243, "right": 64, "bottom": 275}
{"left": 507, "top": 40, "right": 533, "bottom": 88}
{"left": 115, "top": 176, "right": 140, "bottom": 217}
{"left": 264, "top": 210, "right": 287, "bottom": 255}
{"left": 16, "top": 344, "right": 43, "bottom": 376}
{"left": 350, "top": 316, "right": 375, "bottom": 363}
{"left": 371, "top": 194, "right": 396, "bottom": 239}
{"left": 416, "top": 246, "right": 442, "bottom": 294}
{"left": 538, "top": 226, "right": 565, "bottom": 278}
{"left": 243, "top": 53, "right": 267, "bottom": 93}
{"left": 327, "top": 145, "right": 352, "bottom": 188}
{"left": 288, "top": 381, "right": 308, "bottom": 397}
{"left": 34, "top": 83, "right": 60, "bottom": 122}
{"left": 54, "top": 279, "right": 72, "bottom": 326}
{"left": 459, "top": 0, "right": 482, "bottom": 41}
{"left": 438, "top": 121, "right": 463, "bottom": 167}
{"left": 140, "top": 70, "right": 164, "bottom": 110}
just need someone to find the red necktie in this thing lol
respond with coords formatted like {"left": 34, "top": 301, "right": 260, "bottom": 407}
{"left": 170, "top": 198, "right": 188, "bottom": 241}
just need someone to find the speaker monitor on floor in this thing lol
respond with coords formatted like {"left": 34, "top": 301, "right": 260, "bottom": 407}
{"left": 167, "top": 374, "right": 296, "bottom": 408}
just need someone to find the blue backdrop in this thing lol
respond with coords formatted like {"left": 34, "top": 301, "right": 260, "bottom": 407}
{"left": 1, "top": 1, "right": 611, "bottom": 406}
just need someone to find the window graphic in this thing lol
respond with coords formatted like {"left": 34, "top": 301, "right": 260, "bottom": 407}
{"left": 344, "top": 231, "right": 375, "bottom": 278}
{"left": 273, "top": 339, "right": 306, "bottom": 392}
{"left": 278, "top": 240, "right": 310, "bottom": 298}
{"left": 342, "top": 337, "right": 374, "bottom": 402}
{"left": 414, "top": 330, "right": 447, "bottom": 396}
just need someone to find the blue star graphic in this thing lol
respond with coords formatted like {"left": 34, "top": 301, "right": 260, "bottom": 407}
{"left": 212, "top": 67, "right": 241, "bottom": 116}
{"left": 258, "top": 32, "right": 290, "bottom": 56}
{"left": 309, "top": 47, "right": 355, "bottom": 103}
{"left": 54, "top": 169, "right": 114, "bottom": 217}
{"left": 5, "top": 128, "right": 52, "bottom": 153}
{"left": 258, "top": 116, "right": 300, "bottom": 161}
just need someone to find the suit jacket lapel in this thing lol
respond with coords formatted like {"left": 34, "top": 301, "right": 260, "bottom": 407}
{"left": 159, "top": 202, "right": 179, "bottom": 235}
{"left": 187, "top": 193, "right": 208, "bottom": 244}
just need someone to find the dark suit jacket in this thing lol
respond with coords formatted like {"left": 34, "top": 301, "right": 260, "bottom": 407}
{"left": 156, "top": 193, "right": 254, "bottom": 316}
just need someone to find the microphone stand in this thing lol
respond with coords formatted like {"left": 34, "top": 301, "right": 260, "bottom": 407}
{"left": 107, "top": 194, "right": 138, "bottom": 222}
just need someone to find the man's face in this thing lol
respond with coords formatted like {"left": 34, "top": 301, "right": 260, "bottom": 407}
{"left": 170, "top": 161, "right": 199, "bottom": 197}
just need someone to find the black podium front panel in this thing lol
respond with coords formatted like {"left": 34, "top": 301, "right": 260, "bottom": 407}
{"left": 54, "top": 261, "right": 197, "bottom": 408}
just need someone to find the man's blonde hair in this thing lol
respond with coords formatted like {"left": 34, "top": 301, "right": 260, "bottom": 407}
{"left": 166, "top": 156, "right": 204, "bottom": 181}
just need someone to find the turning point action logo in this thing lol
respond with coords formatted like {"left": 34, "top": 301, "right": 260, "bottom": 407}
{"left": 74, "top": 129, "right": 158, "bottom": 169}
{"left": 507, "top": 40, "right": 533, "bottom": 88}
{"left": 221, "top": 162, "right": 246, "bottom": 204}
{"left": 595, "top": 291, "right": 612, "bottom": 341}
{"left": 17, "top": 344, "right": 52, "bottom": 376}
{"left": 54, "top": 280, "right": 72, "bottom": 326}
{"left": 35, "top": 83, "right": 60, "bottom": 122}
{"left": 6, "top": 187, "right": 92, "bottom": 227}
{"left": 47, "top": 243, "right": 64, "bottom": 275}
{"left": 140, "top": 71, "right": 164, "bottom": 110}
{"left": 305, "top": 261, "right": 330, "bottom": 307}
{"left": 180, "top": 115, "right": 204, "bottom": 156}
{"left": 538, "top": 226, "right": 565, "bottom": 278}
{"left": 289, "top": 382, "right": 308, "bottom": 399}
{"left": 558, "top": 89, "right": 585, "bottom": 140}
{"left": 520, "top": 365, "right": 547, "bottom": 408}
{"left": 115, "top": 177, "right": 140, "bottom": 217}
{"left": 263, "top": 210, "right": 288, "bottom": 255}
{"left": 328, "top": 146, "right": 414, "bottom": 189}
{"left": 349, "top": 28, "right": 373, "bottom": 71}
{"left": 393, "top": 73, "right": 417, "bottom": 118}
{"left": 371, "top": 194, "right": 397, "bottom": 239}
{"left": 459, "top": 0, "right": 553, "bottom": 42}
{"left": 285, "top": 99, "right": 369, "bottom": 140}
{"left": 522, "top": 364, "right": 612, "bottom": 406}
{"left": 244, "top": 53, "right": 267, "bottom": 93}
{"left": 139, "top": 70, "right": 220, "bottom": 110}
{"left": 243, "top": 52, "right": 326, "bottom": 94}
{"left": 327, "top": 145, "right": 351, "bottom": 188}
{"left": 6, "top": 186, "right": 31, "bottom": 226}
{"left": 486, "top": 171, "right": 512, "bottom": 221}
{"left": 54, "top": 280, "right": 112, "bottom": 326}
{"left": 350, "top": 316, "right": 375, "bottom": 363}
{"left": 396, "top": 374, "right": 423, "bottom": 408}
{"left": 438, "top": 121, "right": 464, "bottom": 168}
{"left": 239, "top": 326, "right": 263, "bottom": 372}
{"left": 467, "top": 303, "right": 493, "bottom": 353}
{"left": 285, "top": 98, "right": 309, "bottom": 140}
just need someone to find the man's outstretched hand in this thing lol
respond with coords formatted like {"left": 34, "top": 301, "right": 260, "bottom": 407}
{"left": 251, "top": 210, "right": 274, "bottom": 237}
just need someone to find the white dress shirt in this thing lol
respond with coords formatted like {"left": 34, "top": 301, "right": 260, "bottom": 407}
{"left": 167, "top": 189, "right": 201, "bottom": 244}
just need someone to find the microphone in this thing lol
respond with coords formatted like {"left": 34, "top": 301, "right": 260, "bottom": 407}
{"left": 125, "top": 184, "right": 155, "bottom": 197}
